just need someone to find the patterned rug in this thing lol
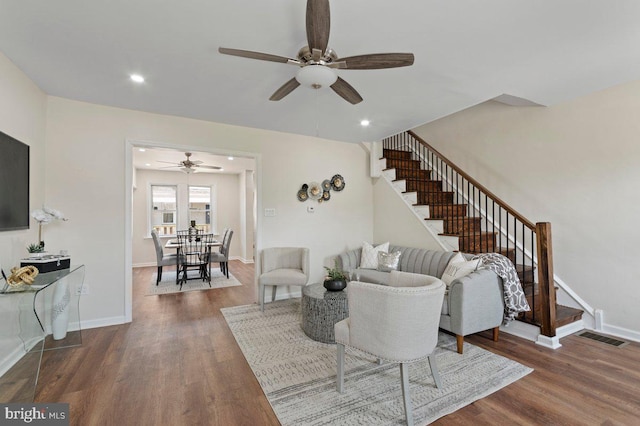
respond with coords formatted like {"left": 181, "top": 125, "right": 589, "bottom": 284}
{"left": 221, "top": 299, "right": 533, "bottom": 425}
{"left": 147, "top": 269, "right": 241, "bottom": 295}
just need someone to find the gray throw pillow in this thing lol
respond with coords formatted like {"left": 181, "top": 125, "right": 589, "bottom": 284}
{"left": 377, "top": 251, "right": 401, "bottom": 272}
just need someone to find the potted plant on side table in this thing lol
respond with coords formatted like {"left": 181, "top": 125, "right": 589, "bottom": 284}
{"left": 323, "top": 261, "right": 348, "bottom": 292}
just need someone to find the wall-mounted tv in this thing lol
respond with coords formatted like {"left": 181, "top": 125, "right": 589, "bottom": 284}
{"left": 0, "top": 130, "right": 30, "bottom": 231}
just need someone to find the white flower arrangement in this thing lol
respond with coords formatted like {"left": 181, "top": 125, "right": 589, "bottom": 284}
{"left": 30, "top": 206, "right": 68, "bottom": 251}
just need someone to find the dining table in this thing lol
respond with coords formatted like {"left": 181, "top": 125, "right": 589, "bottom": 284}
{"left": 165, "top": 237, "right": 222, "bottom": 284}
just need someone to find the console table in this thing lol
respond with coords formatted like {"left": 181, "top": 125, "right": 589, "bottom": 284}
{"left": 301, "top": 283, "right": 349, "bottom": 344}
{"left": 0, "top": 265, "right": 85, "bottom": 402}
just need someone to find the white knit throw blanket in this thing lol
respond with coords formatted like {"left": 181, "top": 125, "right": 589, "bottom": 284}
{"left": 473, "top": 253, "right": 531, "bottom": 323}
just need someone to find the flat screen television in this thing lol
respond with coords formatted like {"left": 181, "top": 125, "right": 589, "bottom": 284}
{"left": 0, "top": 130, "right": 30, "bottom": 231}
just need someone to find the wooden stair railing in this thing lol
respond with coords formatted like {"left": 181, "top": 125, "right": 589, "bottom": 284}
{"left": 381, "top": 131, "right": 582, "bottom": 337}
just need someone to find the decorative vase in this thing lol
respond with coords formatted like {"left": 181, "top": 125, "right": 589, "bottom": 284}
{"left": 323, "top": 279, "right": 347, "bottom": 292}
{"left": 51, "top": 277, "right": 71, "bottom": 340}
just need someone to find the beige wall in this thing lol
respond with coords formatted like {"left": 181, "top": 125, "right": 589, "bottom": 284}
{"left": 0, "top": 52, "right": 47, "bottom": 371}
{"left": 41, "top": 96, "right": 373, "bottom": 327}
{"left": 373, "top": 176, "right": 443, "bottom": 250}
{"left": 0, "top": 52, "right": 47, "bottom": 266}
{"left": 412, "top": 80, "right": 640, "bottom": 340}
{"left": 132, "top": 169, "right": 244, "bottom": 266}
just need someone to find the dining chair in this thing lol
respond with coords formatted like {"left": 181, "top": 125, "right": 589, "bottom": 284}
{"left": 334, "top": 271, "right": 445, "bottom": 426}
{"left": 151, "top": 229, "right": 178, "bottom": 285}
{"left": 210, "top": 229, "right": 233, "bottom": 278}
{"left": 176, "top": 232, "right": 213, "bottom": 290}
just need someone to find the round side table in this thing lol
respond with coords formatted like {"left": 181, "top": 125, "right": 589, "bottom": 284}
{"left": 301, "top": 283, "right": 349, "bottom": 344}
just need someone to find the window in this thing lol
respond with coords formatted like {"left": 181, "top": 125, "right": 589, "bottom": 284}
{"left": 151, "top": 185, "right": 177, "bottom": 236}
{"left": 188, "top": 186, "right": 212, "bottom": 233}
{"left": 148, "top": 184, "right": 216, "bottom": 237}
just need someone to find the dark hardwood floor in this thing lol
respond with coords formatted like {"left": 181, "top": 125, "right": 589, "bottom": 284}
{"left": 35, "top": 261, "right": 640, "bottom": 425}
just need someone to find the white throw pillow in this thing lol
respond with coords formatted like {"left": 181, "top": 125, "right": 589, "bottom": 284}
{"left": 441, "top": 252, "right": 480, "bottom": 286}
{"left": 360, "top": 241, "right": 390, "bottom": 269}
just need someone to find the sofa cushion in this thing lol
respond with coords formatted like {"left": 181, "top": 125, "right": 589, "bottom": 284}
{"left": 353, "top": 268, "right": 390, "bottom": 285}
{"left": 377, "top": 251, "right": 401, "bottom": 272}
{"left": 360, "top": 242, "right": 389, "bottom": 269}
{"left": 259, "top": 269, "right": 307, "bottom": 285}
{"left": 391, "top": 246, "right": 456, "bottom": 278}
{"left": 441, "top": 253, "right": 480, "bottom": 286}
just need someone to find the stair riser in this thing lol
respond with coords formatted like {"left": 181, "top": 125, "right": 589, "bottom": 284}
{"left": 404, "top": 180, "right": 442, "bottom": 192}
{"left": 417, "top": 192, "right": 454, "bottom": 205}
{"left": 444, "top": 217, "right": 482, "bottom": 234}
{"left": 395, "top": 169, "right": 432, "bottom": 180}
{"left": 383, "top": 149, "right": 413, "bottom": 160}
{"left": 429, "top": 205, "right": 467, "bottom": 218}
{"left": 458, "top": 236, "right": 496, "bottom": 253}
{"left": 385, "top": 158, "right": 421, "bottom": 170}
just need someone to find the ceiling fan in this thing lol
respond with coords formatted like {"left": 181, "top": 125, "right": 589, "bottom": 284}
{"left": 158, "top": 152, "right": 222, "bottom": 173}
{"left": 218, "top": 0, "right": 414, "bottom": 105}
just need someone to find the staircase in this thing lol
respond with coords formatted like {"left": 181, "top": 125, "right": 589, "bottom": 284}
{"left": 380, "top": 131, "right": 583, "bottom": 338}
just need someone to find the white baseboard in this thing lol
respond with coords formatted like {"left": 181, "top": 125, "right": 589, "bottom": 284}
{"left": 597, "top": 322, "right": 640, "bottom": 343}
{"left": 133, "top": 262, "right": 155, "bottom": 268}
{"left": 536, "top": 334, "right": 562, "bottom": 349}
{"left": 500, "top": 320, "right": 540, "bottom": 342}
{"left": 80, "top": 316, "right": 129, "bottom": 330}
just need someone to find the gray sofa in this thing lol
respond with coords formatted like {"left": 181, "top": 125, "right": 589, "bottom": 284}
{"left": 337, "top": 245, "right": 504, "bottom": 354}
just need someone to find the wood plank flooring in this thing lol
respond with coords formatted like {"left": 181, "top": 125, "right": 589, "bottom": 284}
{"left": 35, "top": 261, "right": 640, "bottom": 425}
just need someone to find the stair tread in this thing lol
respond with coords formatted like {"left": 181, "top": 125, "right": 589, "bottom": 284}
{"left": 439, "top": 231, "right": 497, "bottom": 237}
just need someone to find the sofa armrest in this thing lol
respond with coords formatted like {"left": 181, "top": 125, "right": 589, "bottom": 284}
{"left": 445, "top": 269, "right": 504, "bottom": 336}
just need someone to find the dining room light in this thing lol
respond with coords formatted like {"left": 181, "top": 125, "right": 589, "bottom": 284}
{"left": 360, "top": 119, "right": 370, "bottom": 127}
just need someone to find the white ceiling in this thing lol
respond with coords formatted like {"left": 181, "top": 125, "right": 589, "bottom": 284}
{"left": 2, "top": 1, "right": 640, "bottom": 143}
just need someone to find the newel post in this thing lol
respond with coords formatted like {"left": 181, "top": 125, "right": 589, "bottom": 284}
{"left": 536, "top": 222, "right": 556, "bottom": 337}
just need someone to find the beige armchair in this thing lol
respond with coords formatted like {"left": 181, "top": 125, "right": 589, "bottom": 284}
{"left": 334, "top": 271, "right": 445, "bottom": 426}
{"left": 258, "top": 247, "right": 310, "bottom": 312}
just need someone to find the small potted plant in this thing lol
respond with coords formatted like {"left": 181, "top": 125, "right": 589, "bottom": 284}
{"left": 323, "top": 260, "right": 348, "bottom": 292}
{"left": 27, "top": 243, "right": 45, "bottom": 257}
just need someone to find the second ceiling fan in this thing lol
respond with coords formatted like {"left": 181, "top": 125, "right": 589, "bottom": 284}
{"left": 218, "top": 0, "right": 414, "bottom": 105}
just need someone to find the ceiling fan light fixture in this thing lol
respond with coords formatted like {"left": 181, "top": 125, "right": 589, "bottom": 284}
{"left": 296, "top": 65, "right": 337, "bottom": 89}
{"left": 180, "top": 167, "right": 196, "bottom": 174}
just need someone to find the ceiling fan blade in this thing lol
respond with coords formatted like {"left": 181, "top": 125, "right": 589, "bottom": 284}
{"left": 157, "top": 160, "right": 181, "bottom": 165}
{"left": 306, "top": 0, "right": 330, "bottom": 54}
{"left": 269, "top": 78, "right": 301, "bottom": 101}
{"left": 338, "top": 53, "right": 415, "bottom": 70}
{"left": 218, "top": 47, "right": 294, "bottom": 64}
{"left": 330, "top": 77, "right": 363, "bottom": 105}
{"left": 196, "top": 165, "right": 223, "bottom": 170}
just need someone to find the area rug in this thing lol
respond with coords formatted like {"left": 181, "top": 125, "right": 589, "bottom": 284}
{"left": 147, "top": 269, "right": 241, "bottom": 295}
{"left": 221, "top": 299, "right": 533, "bottom": 425}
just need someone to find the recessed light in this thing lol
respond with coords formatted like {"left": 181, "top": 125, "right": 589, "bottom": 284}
{"left": 228, "top": 156, "right": 234, "bottom": 161}
{"left": 130, "top": 74, "right": 145, "bottom": 83}
{"left": 145, "top": 163, "right": 151, "bottom": 167}
{"left": 219, "top": 168, "right": 224, "bottom": 172}
{"left": 138, "top": 148, "right": 146, "bottom": 152}
{"left": 360, "top": 119, "right": 370, "bottom": 127}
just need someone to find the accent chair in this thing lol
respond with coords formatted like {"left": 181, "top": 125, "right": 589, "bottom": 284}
{"left": 334, "top": 271, "right": 445, "bottom": 426}
{"left": 258, "top": 247, "right": 310, "bottom": 312}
